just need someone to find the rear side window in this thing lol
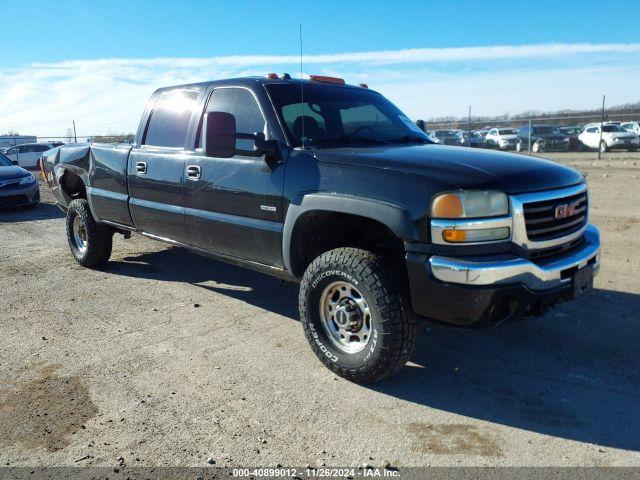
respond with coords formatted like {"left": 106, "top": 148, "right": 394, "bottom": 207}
{"left": 205, "top": 88, "right": 266, "bottom": 150}
{"left": 144, "top": 90, "right": 198, "bottom": 148}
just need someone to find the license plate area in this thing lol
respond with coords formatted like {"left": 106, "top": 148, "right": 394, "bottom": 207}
{"left": 571, "top": 264, "right": 594, "bottom": 299}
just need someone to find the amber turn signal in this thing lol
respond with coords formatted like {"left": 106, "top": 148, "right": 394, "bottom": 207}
{"left": 431, "top": 193, "right": 464, "bottom": 218}
{"left": 442, "top": 229, "right": 467, "bottom": 242}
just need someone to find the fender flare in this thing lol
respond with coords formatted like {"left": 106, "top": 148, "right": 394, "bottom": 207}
{"left": 282, "top": 193, "right": 418, "bottom": 274}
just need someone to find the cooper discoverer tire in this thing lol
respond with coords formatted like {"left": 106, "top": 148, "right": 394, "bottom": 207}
{"left": 299, "top": 247, "right": 417, "bottom": 383}
{"left": 66, "top": 199, "right": 113, "bottom": 267}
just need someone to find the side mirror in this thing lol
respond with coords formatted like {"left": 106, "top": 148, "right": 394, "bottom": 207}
{"left": 205, "top": 111, "right": 236, "bottom": 158}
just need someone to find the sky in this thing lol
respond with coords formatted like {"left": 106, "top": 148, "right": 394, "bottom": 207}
{"left": 1, "top": 0, "right": 639, "bottom": 137}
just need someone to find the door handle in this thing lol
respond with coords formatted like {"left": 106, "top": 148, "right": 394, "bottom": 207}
{"left": 186, "top": 165, "right": 201, "bottom": 180}
{"left": 136, "top": 161, "right": 147, "bottom": 174}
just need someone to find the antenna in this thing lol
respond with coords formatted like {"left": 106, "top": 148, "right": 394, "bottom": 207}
{"left": 299, "top": 23, "right": 305, "bottom": 148}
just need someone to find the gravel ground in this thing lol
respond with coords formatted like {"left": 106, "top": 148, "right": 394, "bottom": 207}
{"left": 0, "top": 151, "right": 639, "bottom": 468}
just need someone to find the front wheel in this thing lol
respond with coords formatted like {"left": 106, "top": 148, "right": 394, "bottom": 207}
{"left": 532, "top": 141, "right": 541, "bottom": 153}
{"left": 600, "top": 141, "right": 609, "bottom": 153}
{"left": 516, "top": 141, "right": 523, "bottom": 152}
{"left": 66, "top": 199, "right": 113, "bottom": 267}
{"left": 299, "top": 248, "right": 417, "bottom": 383}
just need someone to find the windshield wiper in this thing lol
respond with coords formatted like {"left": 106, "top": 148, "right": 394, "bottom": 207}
{"left": 389, "top": 135, "right": 432, "bottom": 144}
{"left": 309, "top": 136, "right": 391, "bottom": 147}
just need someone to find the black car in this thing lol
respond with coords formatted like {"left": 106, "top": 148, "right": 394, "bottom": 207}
{"left": 558, "top": 126, "right": 583, "bottom": 151}
{"left": 0, "top": 152, "right": 40, "bottom": 208}
{"left": 516, "top": 125, "right": 570, "bottom": 153}
{"left": 461, "top": 130, "right": 484, "bottom": 148}
{"left": 42, "top": 75, "right": 600, "bottom": 383}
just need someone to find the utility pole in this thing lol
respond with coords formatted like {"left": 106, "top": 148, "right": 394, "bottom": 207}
{"left": 468, "top": 105, "right": 471, "bottom": 134}
{"left": 597, "top": 95, "right": 605, "bottom": 160}
{"left": 72, "top": 120, "right": 77, "bottom": 143}
{"left": 528, "top": 119, "right": 532, "bottom": 155}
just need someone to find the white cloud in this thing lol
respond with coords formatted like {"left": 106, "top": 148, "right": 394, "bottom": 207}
{"left": 1, "top": 42, "right": 639, "bottom": 137}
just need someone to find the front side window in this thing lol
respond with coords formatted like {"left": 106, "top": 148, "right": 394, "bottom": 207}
{"left": 5, "top": 146, "right": 17, "bottom": 155}
{"left": 144, "top": 90, "right": 198, "bottom": 148}
{"left": 498, "top": 129, "right": 517, "bottom": 135}
{"left": 266, "top": 83, "right": 429, "bottom": 148}
{"left": 205, "top": 88, "right": 266, "bottom": 151}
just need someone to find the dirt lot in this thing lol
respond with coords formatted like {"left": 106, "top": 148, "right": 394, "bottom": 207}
{"left": 1, "top": 151, "right": 639, "bottom": 468}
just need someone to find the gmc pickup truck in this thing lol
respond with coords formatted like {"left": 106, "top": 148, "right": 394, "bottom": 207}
{"left": 42, "top": 74, "right": 600, "bottom": 383}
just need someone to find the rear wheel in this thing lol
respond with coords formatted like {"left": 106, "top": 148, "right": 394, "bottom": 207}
{"left": 66, "top": 199, "right": 113, "bottom": 267}
{"left": 516, "top": 141, "right": 523, "bottom": 152}
{"left": 299, "top": 247, "right": 417, "bottom": 383}
{"left": 532, "top": 141, "right": 541, "bottom": 153}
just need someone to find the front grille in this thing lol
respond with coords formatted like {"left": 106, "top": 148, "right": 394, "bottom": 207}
{"left": 523, "top": 191, "right": 588, "bottom": 241}
{"left": 0, "top": 194, "right": 28, "bottom": 206}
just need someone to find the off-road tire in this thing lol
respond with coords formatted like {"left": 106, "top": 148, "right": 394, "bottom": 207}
{"left": 299, "top": 247, "right": 417, "bottom": 383}
{"left": 66, "top": 199, "right": 113, "bottom": 267}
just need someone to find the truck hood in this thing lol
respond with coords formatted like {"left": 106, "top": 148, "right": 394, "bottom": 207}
{"left": 0, "top": 165, "right": 31, "bottom": 181}
{"left": 312, "top": 144, "right": 584, "bottom": 194}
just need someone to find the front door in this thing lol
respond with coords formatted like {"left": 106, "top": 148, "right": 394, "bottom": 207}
{"left": 183, "top": 87, "right": 285, "bottom": 268}
{"left": 127, "top": 89, "right": 199, "bottom": 243}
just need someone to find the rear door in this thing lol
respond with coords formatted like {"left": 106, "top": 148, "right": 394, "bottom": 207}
{"left": 183, "top": 86, "right": 285, "bottom": 267}
{"left": 127, "top": 89, "right": 199, "bottom": 243}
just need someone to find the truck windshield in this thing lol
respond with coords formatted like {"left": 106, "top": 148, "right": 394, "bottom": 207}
{"left": 265, "top": 83, "right": 431, "bottom": 148}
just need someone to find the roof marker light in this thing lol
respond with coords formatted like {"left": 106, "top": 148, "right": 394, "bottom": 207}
{"left": 279, "top": 73, "right": 291, "bottom": 79}
{"left": 309, "top": 75, "right": 345, "bottom": 85}
{"left": 359, "top": 83, "right": 368, "bottom": 88}
{"left": 266, "top": 73, "right": 278, "bottom": 79}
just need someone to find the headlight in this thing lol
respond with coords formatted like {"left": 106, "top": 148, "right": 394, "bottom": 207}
{"left": 19, "top": 175, "right": 36, "bottom": 185}
{"left": 430, "top": 190, "right": 509, "bottom": 218}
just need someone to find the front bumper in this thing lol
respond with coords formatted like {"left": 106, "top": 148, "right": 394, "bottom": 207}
{"left": 406, "top": 224, "right": 600, "bottom": 326}
{"left": 0, "top": 182, "right": 40, "bottom": 207}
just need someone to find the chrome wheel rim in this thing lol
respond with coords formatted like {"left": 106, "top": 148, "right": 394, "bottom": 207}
{"left": 319, "top": 281, "right": 371, "bottom": 354}
{"left": 72, "top": 215, "right": 88, "bottom": 254}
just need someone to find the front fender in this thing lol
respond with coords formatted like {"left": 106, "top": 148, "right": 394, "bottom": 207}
{"left": 282, "top": 193, "right": 417, "bottom": 273}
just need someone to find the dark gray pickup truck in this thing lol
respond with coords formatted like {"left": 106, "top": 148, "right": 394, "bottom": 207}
{"left": 42, "top": 74, "right": 600, "bottom": 382}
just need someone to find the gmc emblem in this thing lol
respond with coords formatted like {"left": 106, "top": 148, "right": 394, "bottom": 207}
{"left": 555, "top": 200, "right": 580, "bottom": 219}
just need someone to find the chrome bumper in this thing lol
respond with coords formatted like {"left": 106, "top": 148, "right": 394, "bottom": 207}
{"left": 429, "top": 224, "right": 600, "bottom": 291}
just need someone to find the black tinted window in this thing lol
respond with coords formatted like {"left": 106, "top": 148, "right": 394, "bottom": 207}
{"left": 0, "top": 153, "right": 12, "bottom": 166}
{"left": 206, "top": 88, "right": 265, "bottom": 150}
{"left": 144, "top": 91, "right": 198, "bottom": 148}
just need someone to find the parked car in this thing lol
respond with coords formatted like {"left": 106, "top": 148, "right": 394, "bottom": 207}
{"left": 4, "top": 143, "right": 54, "bottom": 168}
{"left": 621, "top": 121, "right": 640, "bottom": 136}
{"left": 460, "top": 130, "right": 484, "bottom": 148}
{"left": 484, "top": 128, "right": 518, "bottom": 150}
{"left": 558, "top": 126, "right": 584, "bottom": 151}
{"left": 578, "top": 123, "right": 639, "bottom": 152}
{"left": 0, "top": 151, "right": 40, "bottom": 208}
{"left": 42, "top": 74, "right": 600, "bottom": 383}
{"left": 429, "top": 129, "right": 463, "bottom": 146}
{"left": 516, "top": 125, "right": 570, "bottom": 153}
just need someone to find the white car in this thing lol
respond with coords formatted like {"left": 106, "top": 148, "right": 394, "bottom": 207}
{"left": 621, "top": 121, "right": 640, "bottom": 136}
{"left": 484, "top": 128, "right": 518, "bottom": 150}
{"left": 578, "top": 123, "right": 639, "bottom": 153}
{"left": 3, "top": 143, "right": 53, "bottom": 168}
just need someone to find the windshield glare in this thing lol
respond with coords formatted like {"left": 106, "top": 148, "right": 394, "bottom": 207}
{"left": 266, "top": 83, "right": 430, "bottom": 147}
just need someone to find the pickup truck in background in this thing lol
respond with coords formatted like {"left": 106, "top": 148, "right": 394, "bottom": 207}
{"left": 42, "top": 74, "right": 601, "bottom": 383}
